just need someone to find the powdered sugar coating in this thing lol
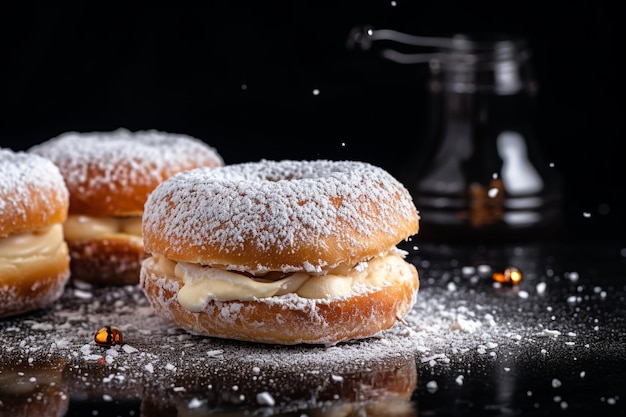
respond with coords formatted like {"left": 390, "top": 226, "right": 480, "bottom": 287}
{"left": 28, "top": 128, "right": 224, "bottom": 215}
{"left": 0, "top": 148, "right": 68, "bottom": 235}
{"left": 143, "top": 159, "right": 419, "bottom": 273}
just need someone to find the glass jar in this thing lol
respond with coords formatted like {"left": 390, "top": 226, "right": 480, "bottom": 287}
{"left": 398, "top": 34, "right": 563, "bottom": 243}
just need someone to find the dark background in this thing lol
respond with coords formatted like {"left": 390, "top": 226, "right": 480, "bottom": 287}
{"left": 1, "top": 2, "right": 623, "bottom": 240}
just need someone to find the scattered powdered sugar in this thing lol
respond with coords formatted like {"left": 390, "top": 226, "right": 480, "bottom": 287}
{"left": 1, "top": 241, "right": 624, "bottom": 413}
{"left": 188, "top": 397, "right": 204, "bottom": 409}
{"left": 256, "top": 391, "right": 276, "bottom": 406}
{"left": 426, "top": 380, "right": 439, "bottom": 393}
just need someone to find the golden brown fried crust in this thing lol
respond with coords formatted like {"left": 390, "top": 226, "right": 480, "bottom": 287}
{"left": 143, "top": 176, "right": 420, "bottom": 272}
{"left": 0, "top": 185, "right": 68, "bottom": 237}
{"left": 66, "top": 158, "right": 224, "bottom": 216}
{"left": 67, "top": 236, "right": 146, "bottom": 285}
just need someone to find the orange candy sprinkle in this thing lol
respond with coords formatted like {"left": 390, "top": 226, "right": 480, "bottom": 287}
{"left": 94, "top": 326, "right": 124, "bottom": 347}
{"left": 492, "top": 267, "right": 522, "bottom": 285}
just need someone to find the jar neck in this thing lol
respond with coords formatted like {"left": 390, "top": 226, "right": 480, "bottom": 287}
{"left": 429, "top": 37, "right": 537, "bottom": 95}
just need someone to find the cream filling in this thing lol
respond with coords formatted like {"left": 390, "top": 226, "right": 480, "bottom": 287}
{"left": 159, "top": 249, "right": 414, "bottom": 312}
{"left": 63, "top": 214, "right": 142, "bottom": 240}
{"left": 0, "top": 224, "right": 65, "bottom": 259}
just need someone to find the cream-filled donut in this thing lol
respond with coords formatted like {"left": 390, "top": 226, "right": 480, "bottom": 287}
{"left": 140, "top": 159, "right": 420, "bottom": 345}
{"left": 0, "top": 148, "right": 70, "bottom": 318}
{"left": 29, "top": 128, "right": 224, "bottom": 285}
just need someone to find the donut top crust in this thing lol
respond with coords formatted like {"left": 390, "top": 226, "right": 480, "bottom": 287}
{"left": 143, "top": 159, "right": 420, "bottom": 274}
{"left": 0, "top": 148, "right": 69, "bottom": 236}
{"left": 29, "top": 128, "right": 224, "bottom": 216}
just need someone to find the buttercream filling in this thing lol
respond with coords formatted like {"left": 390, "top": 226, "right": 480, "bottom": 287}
{"left": 0, "top": 224, "right": 64, "bottom": 258}
{"left": 148, "top": 249, "right": 415, "bottom": 312}
{"left": 63, "top": 214, "right": 142, "bottom": 240}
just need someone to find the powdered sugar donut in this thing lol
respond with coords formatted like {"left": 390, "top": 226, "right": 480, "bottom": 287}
{"left": 140, "top": 159, "right": 420, "bottom": 345}
{"left": 0, "top": 148, "right": 70, "bottom": 318}
{"left": 29, "top": 128, "right": 224, "bottom": 285}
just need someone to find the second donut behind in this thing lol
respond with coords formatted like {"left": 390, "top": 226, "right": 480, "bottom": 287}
{"left": 29, "top": 128, "right": 224, "bottom": 286}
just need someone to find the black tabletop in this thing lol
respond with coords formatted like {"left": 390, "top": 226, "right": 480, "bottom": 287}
{"left": 406, "top": 237, "right": 626, "bottom": 416}
{"left": 1, "top": 236, "right": 624, "bottom": 416}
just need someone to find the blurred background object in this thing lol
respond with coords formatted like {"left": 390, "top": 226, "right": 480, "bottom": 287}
{"left": 348, "top": 27, "right": 564, "bottom": 242}
{"left": 0, "top": 1, "right": 622, "bottom": 242}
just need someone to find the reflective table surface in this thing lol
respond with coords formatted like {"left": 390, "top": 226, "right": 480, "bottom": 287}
{"left": 1, "top": 237, "right": 624, "bottom": 416}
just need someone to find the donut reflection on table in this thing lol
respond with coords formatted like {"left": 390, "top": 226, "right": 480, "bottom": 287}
{"left": 0, "top": 355, "right": 69, "bottom": 417}
{"left": 50, "top": 338, "right": 417, "bottom": 415}
{"left": 139, "top": 352, "right": 417, "bottom": 416}
{"left": 60, "top": 352, "right": 144, "bottom": 405}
